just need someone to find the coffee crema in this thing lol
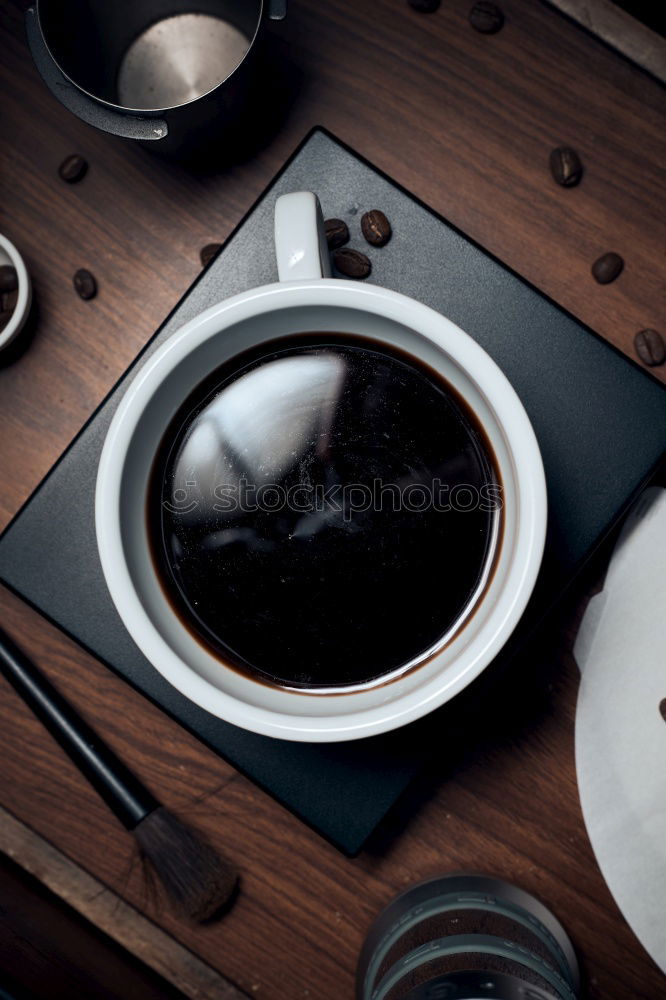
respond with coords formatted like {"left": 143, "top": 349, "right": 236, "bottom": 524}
{"left": 147, "top": 333, "right": 502, "bottom": 690}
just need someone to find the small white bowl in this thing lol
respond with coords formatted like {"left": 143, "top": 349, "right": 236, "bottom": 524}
{"left": 0, "top": 234, "right": 32, "bottom": 353}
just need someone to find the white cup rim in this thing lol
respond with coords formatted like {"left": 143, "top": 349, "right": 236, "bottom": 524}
{"left": 96, "top": 278, "right": 547, "bottom": 741}
{"left": 0, "top": 234, "right": 32, "bottom": 352}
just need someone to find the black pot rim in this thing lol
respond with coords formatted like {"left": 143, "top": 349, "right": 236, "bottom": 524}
{"left": 33, "top": 0, "right": 266, "bottom": 115}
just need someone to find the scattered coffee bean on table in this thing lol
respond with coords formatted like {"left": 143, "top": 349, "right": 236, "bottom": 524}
{"left": 634, "top": 328, "right": 665, "bottom": 367}
{"left": 333, "top": 248, "right": 371, "bottom": 279}
{"left": 408, "top": 0, "right": 440, "bottom": 11}
{"left": 469, "top": 1, "right": 504, "bottom": 33}
{"left": 591, "top": 252, "right": 624, "bottom": 284}
{"left": 361, "top": 210, "right": 392, "bottom": 247}
{"left": 73, "top": 268, "right": 97, "bottom": 300}
{"left": 58, "top": 154, "right": 88, "bottom": 184}
{"left": 200, "top": 243, "right": 221, "bottom": 268}
{"left": 0, "top": 265, "right": 18, "bottom": 293}
{"left": 324, "top": 218, "right": 350, "bottom": 250}
{"left": 549, "top": 146, "right": 583, "bottom": 187}
{"left": 660, "top": 698, "right": 666, "bottom": 722}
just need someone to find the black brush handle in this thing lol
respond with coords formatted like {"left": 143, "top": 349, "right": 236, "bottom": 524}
{"left": 0, "top": 627, "right": 159, "bottom": 829}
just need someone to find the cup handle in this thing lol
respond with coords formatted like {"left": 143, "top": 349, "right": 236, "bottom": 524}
{"left": 274, "top": 192, "right": 332, "bottom": 282}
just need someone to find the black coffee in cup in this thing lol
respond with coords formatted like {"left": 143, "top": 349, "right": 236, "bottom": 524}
{"left": 147, "top": 334, "right": 502, "bottom": 690}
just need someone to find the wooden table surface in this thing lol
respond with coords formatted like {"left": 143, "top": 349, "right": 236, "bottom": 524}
{"left": 1, "top": 0, "right": 664, "bottom": 996}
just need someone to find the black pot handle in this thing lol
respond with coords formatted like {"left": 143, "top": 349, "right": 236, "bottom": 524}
{"left": 267, "top": 0, "right": 287, "bottom": 19}
{"left": 25, "top": 7, "right": 168, "bottom": 142}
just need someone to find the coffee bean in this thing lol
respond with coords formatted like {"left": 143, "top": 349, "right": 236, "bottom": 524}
{"left": 333, "top": 248, "right": 371, "bottom": 279}
{"left": 58, "top": 154, "right": 88, "bottom": 184}
{"left": 592, "top": 252, "right": 624, "bottom": 284}
{"left": 549, "top": 146, "right": 583, "bottom": 187}
{"left": 408, "top": 0, "right": 440, "bottom": 11}
{"left": 634, "top": 328, "right": 665, "bottom": 367}
{"left": 660, "top": 698, "right": 666, "bottom": 722}
{"left": 324, "top": 218, "right": 350, "bottom": 250}
{"left": 361, "top": 210, "right": 392, "bottom": 247}
{"left": 200, "top": 243, "right": 221, "bottom": 268}
{"left": 0, "top": 265, "right": 18, "bottom": 293}
{"left": 1, "top": 289, "right": 18, "bottom": 314}
{"left": 469, "top": 1, "right": 504, "bottom": 33}
{"left": 73, "top": 268, "right": 97, "bottom": 300}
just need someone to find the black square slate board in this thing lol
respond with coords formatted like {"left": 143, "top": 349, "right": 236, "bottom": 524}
{"left": 1, "top": 128, "right": 664, "bottom": 855}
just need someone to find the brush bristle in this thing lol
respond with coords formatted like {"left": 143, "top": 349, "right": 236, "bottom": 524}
{"left": 134, "top": 807, "right": 239, "bottom": 921}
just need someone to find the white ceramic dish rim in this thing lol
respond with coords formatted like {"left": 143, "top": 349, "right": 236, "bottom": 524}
{"left": 96, "top": 277, "right": 546, "bottom": 741}
{"left": 0, "top": 234, "right": 32, "bottom": 352}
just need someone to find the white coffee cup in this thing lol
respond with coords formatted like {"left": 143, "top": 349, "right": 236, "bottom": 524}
{"left": 96, "top": 192, "right": 546, "bottom": 742}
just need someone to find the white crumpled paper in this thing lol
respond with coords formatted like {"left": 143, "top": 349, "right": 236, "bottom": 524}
{"left": 574, "top": 485, "right": 666, "bottom": 974}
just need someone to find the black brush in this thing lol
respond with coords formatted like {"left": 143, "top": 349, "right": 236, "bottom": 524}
{"left": 0, "top": 626, "right": 238, "bottom": 921}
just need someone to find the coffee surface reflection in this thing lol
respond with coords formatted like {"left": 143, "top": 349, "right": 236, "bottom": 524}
{"left": 148, "top": 334, "right": 500, "bottom": 689}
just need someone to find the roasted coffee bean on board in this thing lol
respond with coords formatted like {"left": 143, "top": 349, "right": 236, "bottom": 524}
{"left": 361, "top": 210, "right": 392, "bottom": 247}
{"left": 333, "top": 248, "right": 371, "bottom": 279}
{"left": 324, "top": 218, "right": 350, "bottom": 250}
{"left": 2, "top": 289, "right": 18, "bottom": 312}
{"left": 0, "top": 265, "right": 18, "bottom": 293}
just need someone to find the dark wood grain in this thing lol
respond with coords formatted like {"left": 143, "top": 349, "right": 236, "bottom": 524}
{"left": 2, "top": 562, "right": 664, "bottom": 998}
{"left": 0, "top": 805, "right": 249, "bottom": 999}
{"left": 0, "top": 853, "right": 186, "bottom": 1000}
{"left": 0, "top": 0, "right": 664, "bottom": 996}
